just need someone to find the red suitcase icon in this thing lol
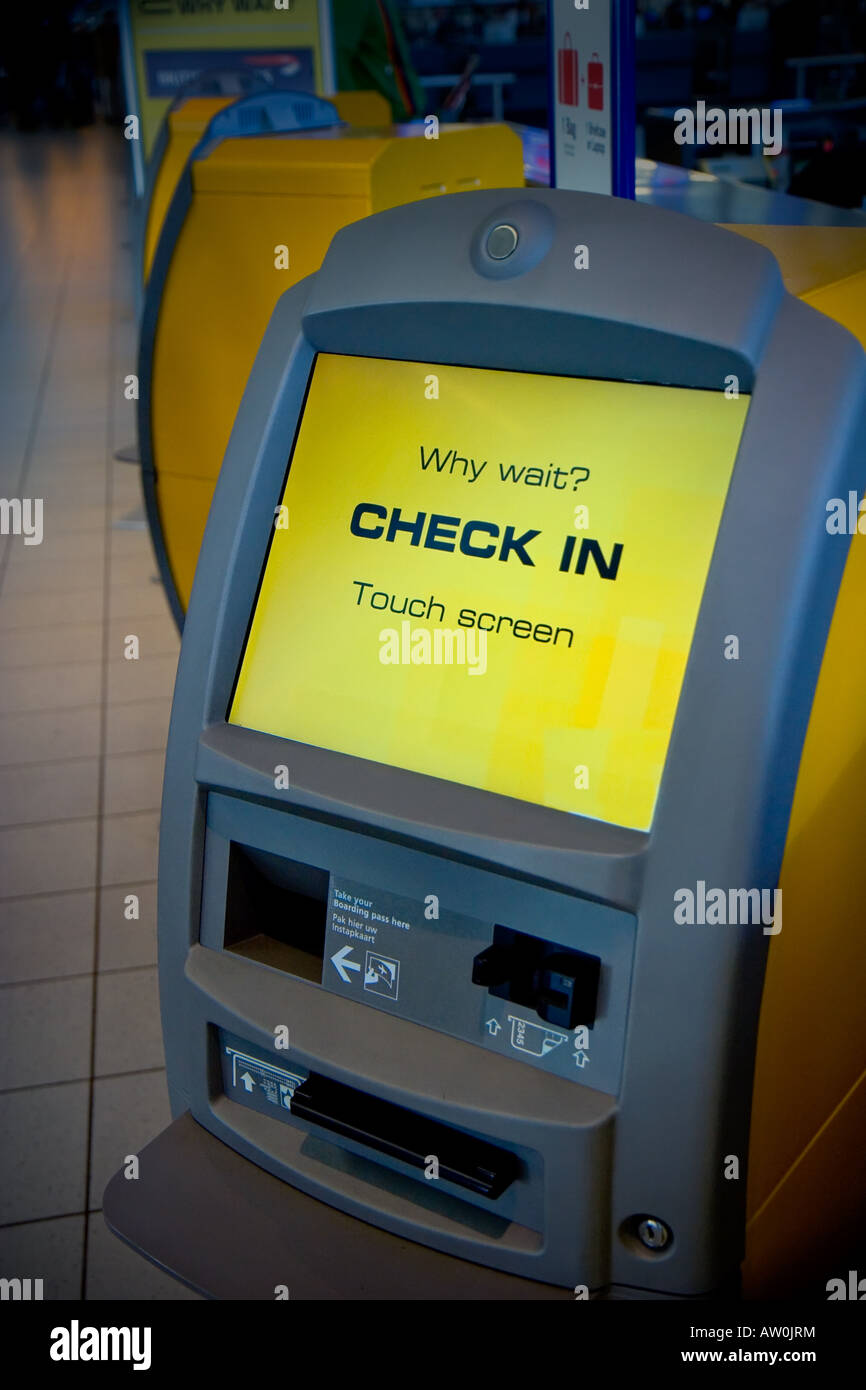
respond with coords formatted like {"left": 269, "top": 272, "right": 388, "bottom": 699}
{"left": 558, "top": 33, "right": 579, "bottom": 107}
{"left": 587, "top": 52, "right": 604, "bottom": 111}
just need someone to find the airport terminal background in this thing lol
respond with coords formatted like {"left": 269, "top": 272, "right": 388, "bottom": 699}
{"left": 0, "top": 0, "right": 864, "bottom": 1304}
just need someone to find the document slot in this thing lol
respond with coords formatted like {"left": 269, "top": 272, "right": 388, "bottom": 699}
{"left": 289, "top": 1073, "right": 519, "bottom": 1200}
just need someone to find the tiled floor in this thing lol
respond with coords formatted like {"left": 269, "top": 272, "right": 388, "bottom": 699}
{"left": 0, "top": 127, "right": 198, "bottom": 1298}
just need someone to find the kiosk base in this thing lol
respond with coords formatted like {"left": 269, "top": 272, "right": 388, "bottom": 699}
{"left": 103, "top": 1113, "right": 575, "bottom": 1301}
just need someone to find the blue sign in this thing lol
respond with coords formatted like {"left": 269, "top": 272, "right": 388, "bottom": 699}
{"left": 143, "top": 48, "right": 316, "bottom": 100}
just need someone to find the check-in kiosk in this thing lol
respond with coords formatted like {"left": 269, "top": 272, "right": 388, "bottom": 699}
{"left": 108, "top": 189, "right": 866, "bottom": 1299}
{"left": 139, "top": 88, "right": 391, "bottom": 289}
{"left": 139, "top": 120, "right": 524, "bottom": 623}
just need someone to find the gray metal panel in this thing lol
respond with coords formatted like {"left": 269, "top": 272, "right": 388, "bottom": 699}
{"left": 185, "top": 794, "right": 627, "bottom": 1283}
{"left": 301, "top": 189, "right": 784, "bottom": 390}
{"left": 195, "top": 724, "right": 648, "bottom": 909}
{"left": 182, "top": 944, "right": 615, "bottom": 1285}
{"left": 154, "top": 188, "right": 866, "bottom": 1296}
{"left": 158, "top": 285, "right": 318, "bottom": 1120}
{"left": 202, "top": 794, "right": 636, "bottom": 1096}
{"left": 103, "top": 1112, "right": 575, "bottom": 1300}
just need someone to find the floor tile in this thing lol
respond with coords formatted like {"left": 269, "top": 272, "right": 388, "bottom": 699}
{"left": 110, "top": 510, "right": 147, "bottom": 535}
{"left": 4, "top": 526, "right": 104, "bottom": 565}
{"left": 111, "top": 474, "right": 146, "bottom": 510}
{"left": 109, "top": 493, "right": 148, "bottom": 525}
{"left": 107, "top": 613, "right": 179, "bottom": 660}
{"left": 28, "top": 453, "right": 107, "bottom": 478}
{"left": 0, "top": 1081, "right": 89, "bottom": 1223}
{"left": 94, "top": 967, "right": 164, "bottom": 1076}
{"left": 0, "top": 818, "right": 97, "bottom": 897}
{"left": 105, "top": 699, "right": 172, "bottom": 756}
{"left": 0, "top": 662, "right": 101, "bottom": 715}
{"left": 108, "top": 554, "right": 161, "bottom": 590}
{"left": 0, "top": 1215, "right": 84, "bottom": 1299}
{"left": 102, "top": 751, "right": 164, "bottom": 816}
{"left": 107, "top": 652, "right": 178, "bottom": 705}
{"left": 108, "top": 581, "right": 172, "bottom": 622}
{"left": 109, "top": 529, "right": 153, "bottom": 561}
{"left": 0, "top": 706, "right": 101, "bottom": 765}
{"left": 0, "top": 128, "right": 186, "bottom": 1302}
{"left": 0, "top": 889, "right": 94, "bottom": 984}
{"left": 0, "top": 758, "right": 99, "bottom": 827}
{"left": 0, "top": 975, "right": 93, "bottom": 1087}
{"left": 38, "top": 504, "right": 107, "bottom": 535}
{"left": 88, "top": 1070, "right": 171, "bottom": 1210}
{"left": 97, "top": 882, "right": 156, "bottom": 972}
{"left": 0, "top": 623, "right": 103, "bottom": 669}
{"left": 0, "top": 589, "right": 104, "bottom": 631}
{"left": 1, "top": 554, "right": 104, "bottom": 597}
{"left": 26, "top": 480, "right": 107, "bottom": 509}
{"left": 100, "top": 811, "right": 159, "bottom": 885}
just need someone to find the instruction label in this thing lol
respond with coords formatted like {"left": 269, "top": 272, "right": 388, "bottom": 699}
{"left": 219, "top": 1031, "right": 306, "bottom": 1123}
{"left": 320, "top": 874, "right": 633, "bottom": 1095}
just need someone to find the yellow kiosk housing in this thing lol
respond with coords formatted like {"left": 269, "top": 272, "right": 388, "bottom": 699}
{"left": 138, "top": 121, "right": 525, "bottom": 624}
{"left": 716, "top": 225, "right": 866, "bottom": 1299}
{"left": 143, "top": 96, "right": 233, "bottom": 285}
{"left": 140, "top": 89, "right": 391, "bottom": 288}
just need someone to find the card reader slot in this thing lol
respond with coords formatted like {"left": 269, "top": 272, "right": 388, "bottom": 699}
{"left": 289, "top": 1073, "right": 519, "bottom": 1200}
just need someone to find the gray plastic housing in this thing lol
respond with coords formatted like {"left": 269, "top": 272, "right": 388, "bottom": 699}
{"left": 156, "top": 188, "right": 866, "bottom": 1295}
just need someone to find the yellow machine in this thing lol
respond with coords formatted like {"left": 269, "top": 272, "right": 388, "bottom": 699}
{"left": 140, "top": 123, "right": 525, "bottom": 622}
{"left": 717, "top": 225, "right": 866, "bottom": 1298}
{"left": 143, "top": 97, "right": 232, "bottom": 285}
{"left": 141, "top": 90, "right": 391, "bottom": 286}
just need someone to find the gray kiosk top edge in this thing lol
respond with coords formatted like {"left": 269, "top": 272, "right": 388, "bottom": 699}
{"left": 106, "top": 188, "right": 866, "bottom": 1300}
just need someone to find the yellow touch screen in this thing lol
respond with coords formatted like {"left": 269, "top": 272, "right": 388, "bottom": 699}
{"left": 230, "top": 354, "right": 748, "bottom": 830}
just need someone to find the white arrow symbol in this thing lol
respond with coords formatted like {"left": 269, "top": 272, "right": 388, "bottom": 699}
{"left": 331, "top": 945, "right": 361, "bottom": 983}
{"left": 485, "top": 1018, "right": 502, "bottom": 1035}
{"left": 240, "top": 1071, "right": 256, "bottom": 1092}
{"left": 573, "top": 1050, "right": 589, "bottom": 1068}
